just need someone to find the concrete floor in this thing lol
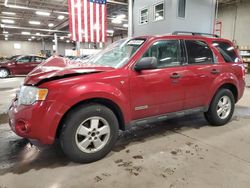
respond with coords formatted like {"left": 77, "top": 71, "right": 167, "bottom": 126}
{"left": 0, "top": 75, "right": 250, "bottom": 188}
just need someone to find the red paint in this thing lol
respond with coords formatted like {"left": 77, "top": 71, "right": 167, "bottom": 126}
{"left": 9, "top": 35, "right": 245, "bottom": 144}
{"left": 0, "top": 55, "right": 46, "bottom": 75}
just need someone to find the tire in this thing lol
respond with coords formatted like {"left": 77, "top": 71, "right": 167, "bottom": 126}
{"left": 0, "top": 68, "right": 10, "bottom": 78}
{"left": 204, "top": 89, "right": 235, "bottom": 126}
{"left": 60, "top": 103, "right": 119, "bottom": 163}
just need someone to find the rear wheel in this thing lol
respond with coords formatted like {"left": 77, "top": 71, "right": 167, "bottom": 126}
{"left": 204, "top": 89, "right": 235, "bottom": 126}
{"left": 60, "top": 103, "right": 119, "bottom": 163}
{"left": 0, "top": 68, "right": 9, "bottom": 78}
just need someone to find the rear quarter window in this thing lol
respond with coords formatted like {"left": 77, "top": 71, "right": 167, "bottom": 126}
{"left": 212, "top": 41, "right": 239, "bottom": 63}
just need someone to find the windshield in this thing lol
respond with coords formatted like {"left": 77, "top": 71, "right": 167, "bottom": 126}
{"left": 88, "top": 38, "right": 146, "bottom": 68}
{"left": 7, "top": 55, "right": 20, "bottom": 60}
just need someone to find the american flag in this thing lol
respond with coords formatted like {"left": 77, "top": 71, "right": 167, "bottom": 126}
{"left": 68, "top": 0, "right": 107, "bottom": 43}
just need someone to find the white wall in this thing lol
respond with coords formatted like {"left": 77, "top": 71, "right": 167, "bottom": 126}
{"left": 0, "top": 40, "right": 74, "bottom": 57}
{"left": 133, "top": 0, "right": 216, "bottom": 36}
{"left": 0, "top": 36, "right": 126, "bottom": 57}
{"left": 218, "top": 0, "right": 250, "bottom": 46}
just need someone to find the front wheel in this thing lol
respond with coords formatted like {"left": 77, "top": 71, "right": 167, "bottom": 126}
{"left": 204, "top": 89, "right": 235, "bottom": 126}
{"left": 0, "top": 68, "right": 10, "bottom": 78}
{"left": 60, "top": 104, "right": 119, "bottom": 163}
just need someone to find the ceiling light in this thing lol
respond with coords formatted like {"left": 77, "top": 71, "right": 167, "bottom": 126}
{"left": 48, "top": 23, "right": 54, "bottom": 27}
{"left": 107, "top": 30, "right": 114, "bottom": 34}
{"left": 52, "top": 39, "right": 55, "bottom": 42}
{"left": 2, "top": 12, "right": 16, "bottom": 16}
{"left": 22, "top": 31, "right": 31, "bottom": 35}
{"left": 60, "top": 36, "right": 64, "bottom": 40}
{"left": 5, "top": 38, "right": 8, "bottom": 41}
{"left": 68, "top": 33, "right": 71, "bottom": 37}
{"left": 4, "top": 34, "right": 8, "bottom": 38}
{"left": 123, "top": 23, "right": 128, "bottom": 28}
{"left": 36, "top": 33, "right": 41, "bottom": 36}
{"left": 117, "top": 14, "right": 126, "bottom": 19}
{"left": 36, "top": 11, "right": 50, "bottom": 16}
{"left": 111, "top": 18, "right": 122, "bottom": 24}
{"left": 58, "top": 15, "right": 65, "bottom": 20}
{"left": 28, "top": 38, "right": 32, "bottom": 41}
{"left": 29, "top": 21, "right": 41, "bottom": 25}
{"left": 1, "top": 19, "right": 15, "bottom": 24}
{"left": 31, "top": 36, "right": 35, "bottom": 39}
{"left": 3, "top": 31, "right": 8, "bottom": 34}
{"left": 66, "top": 40, "right": 70, "bottom": 43}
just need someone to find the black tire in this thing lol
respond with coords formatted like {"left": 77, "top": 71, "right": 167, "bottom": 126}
{"left": 60, "top": 103, "right": 119, "bottom": 163}
{"left": 204, "top": 89, "right": 235, "bottom": 126}
{"left": 0, "top": 68, "right": 10, "bottom": 78}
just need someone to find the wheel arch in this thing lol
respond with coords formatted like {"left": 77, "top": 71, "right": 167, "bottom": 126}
{"left": 0, "top": 67, "right": 11, "bottom": 75}
{"left": 212, "top": 83, "right": 238, "bottom": 104}
{"left": 55, "top": 97, "right": 126, "bottom": 139}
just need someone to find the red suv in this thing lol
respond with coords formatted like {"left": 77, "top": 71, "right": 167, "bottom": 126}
{"left": 8, "top": 32, "right": 245, "bottom": 163}
{"left": 0, "top": 55, "right": 46, "bottom": 78}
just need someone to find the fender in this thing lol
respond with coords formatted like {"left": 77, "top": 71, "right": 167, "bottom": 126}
{"left": 64, "top": 82, "right": 130, "bottom": 121}
{"left": 206, "top": 72, "right": 239, "bottom": 106}
{"left": 44, "top": 81, "right": 131, "bottom": 142}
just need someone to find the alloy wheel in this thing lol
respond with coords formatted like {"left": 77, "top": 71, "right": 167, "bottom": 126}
{"left": 75, "top": 116, "right": 111, "bottom": 153}
{"left": 217, "top": 96, "right": 232, "bottom": 120}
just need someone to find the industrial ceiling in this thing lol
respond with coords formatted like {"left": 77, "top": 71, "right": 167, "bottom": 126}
{"left": 0, "top": 0, "right": 128, "bottom": 41}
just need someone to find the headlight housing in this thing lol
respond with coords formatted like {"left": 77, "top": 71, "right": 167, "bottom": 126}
{"left": 17, "top": 86, "right": 48, "bottom": 105}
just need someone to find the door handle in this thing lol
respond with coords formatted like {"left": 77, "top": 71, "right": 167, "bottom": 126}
{"left": 211, "top": 69, "right": 220, "bottom": 74}
{"left": 170, "top": 73, "right": 181, "bottom": 79}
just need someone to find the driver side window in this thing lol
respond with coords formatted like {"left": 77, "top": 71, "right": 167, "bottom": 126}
{"left": 17, "top": 56, "right": 31, "bottom": 63}
{"left": 142, "top": 40, "right": 182, "bottom": 68}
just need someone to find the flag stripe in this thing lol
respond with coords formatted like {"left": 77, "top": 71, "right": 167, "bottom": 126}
{"left": 74, "top": 0, "right": 79, "bottom": 41}
{"left": 102, "top": 4, "right": 105, "bottom": 42}
{"left": 90, "top": 2, "right": 94, "bottom": 42}
{"left": 68, "top": 0, "right": 107, "bottom": 43}
{"left": 81, "top": 0, "right": 85, "bottom": 42}
{"left": 71, "top": 0, "right": 76, "bottom": 41}
{"left": 87, "top": 1, "right": 91, "bottom": 42}
{"left": 84, "top": 0, "right": 88, "bottom": 42}
{"left": 77, "top": 0, "right": 82, "bottom": 42}
{"left": 96, "top": 4, "right": 99, "bottom": 43}
{"left": 68, "top": 0, "right": 73, "bottom": 40}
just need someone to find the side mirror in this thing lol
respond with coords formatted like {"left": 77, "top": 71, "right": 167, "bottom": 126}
{"left": 134, "top": 57, "right": 158, "bottom": 71}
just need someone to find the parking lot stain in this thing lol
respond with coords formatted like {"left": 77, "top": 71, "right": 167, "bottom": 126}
{"left": 0, "top": 114, "right": 8, "bottom": 124}
{"left": 0, "top": 110, "right": 239, "bottom": 175}
{"left": 0, "top": 125, "right": 69, "bottom": 175}
{"left": 132, "top": 155, "right": 143, "bottom": 159}
{"left": 0, "top": 88, "right": 14, "bottom": 91}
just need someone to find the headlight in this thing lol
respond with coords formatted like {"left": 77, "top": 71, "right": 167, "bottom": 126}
{"left": 18, "top": 86, "right": 48, "bottom": 105}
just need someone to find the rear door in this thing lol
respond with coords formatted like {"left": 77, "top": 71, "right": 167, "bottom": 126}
{"left": 183, "top": 40, "right": 222, "bottom": 109}
{"left": 28, "top": 56, "right": 45, "bottom": 73}
{"left": 130, "top": 39, "right": 187, "bottom": 120}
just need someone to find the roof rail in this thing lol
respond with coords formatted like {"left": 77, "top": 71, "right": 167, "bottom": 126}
{"left": 172, "top": 31, "right": 219, "bottom": 38}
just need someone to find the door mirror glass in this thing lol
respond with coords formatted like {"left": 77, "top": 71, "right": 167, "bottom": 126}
{"left": 134, "top": 57, "right": 158, "bottom": 71}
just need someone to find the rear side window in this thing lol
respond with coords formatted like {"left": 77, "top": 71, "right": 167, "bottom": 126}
{"left": 185, "top": 40, "right": 214, "bottom": 64}
{"left": 212, "top": 41, "right": 239, "bottom": 63}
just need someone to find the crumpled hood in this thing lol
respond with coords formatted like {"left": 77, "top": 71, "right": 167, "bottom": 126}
{"left": 24, "top": 56, "right": 114, "bottom": 85}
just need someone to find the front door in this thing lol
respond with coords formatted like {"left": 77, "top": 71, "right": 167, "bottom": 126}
{"left": 129, "top": 40, "right": 187, "bottom": 120}
{"left": 14, "top": 56, "right": 32, "bottom": 75}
